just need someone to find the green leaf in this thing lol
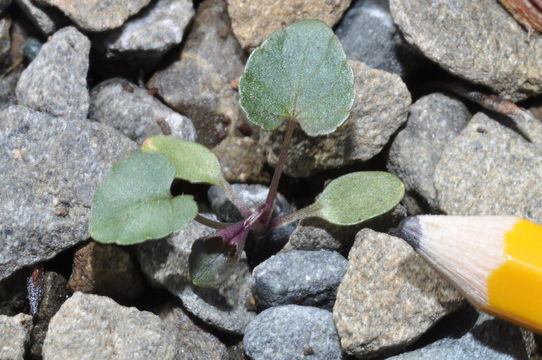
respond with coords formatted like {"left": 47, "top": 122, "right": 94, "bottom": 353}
{"left": 142, "top": 136, "right": 226, "bottom": 187}
{"left": 189, "top": 235, "right": 242, "bottom": 288}
{"left": 239, "top": 19, "right": 355, "bottom": 136}
{"left": 312, "top": 171, "right": 404, "bottom": 225}
{"left": 89, "top": 152, "right": 198, "bottom": 245}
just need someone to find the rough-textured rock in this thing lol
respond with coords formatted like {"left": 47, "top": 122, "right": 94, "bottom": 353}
{"left": 14, "top": 0, "right": 66, "bottom": 35}
{"left": 284, "top": 204, "right": 406, "bottom": 252}
{"left": 0, "top": 14, "right": 10, "bottom": 68}
{"left": 159, "top": 303, "right": 228, "bottom": 360}
{"left": 136, "top": 216, "right": 256, "bottom": 335}
{"left": 387, "top": 93, "right": 470, "bottom": 210}
{"left": 390, "top": 0, "right": 542, "bottom": 100}
{"left": 212, "top": 136, "right": 270, "bottom": 184}
{"left": 336, "top": 0, "right": 420, "bottom": 77}
{"left": 224, "top": 343, "right": 245, "bottom": 360}
{"left": 388, "top": 313, "right": 528, "bottom": 360}
{"left": 29, "top": 271, "right": 68, "bottom": 359}
{"left": 102, "top": 0, "right": 194, "bottom": 63}
{"left": 333, "top": 229, "right": 464, "bottom": 359}
{"left": 33, "top": 0, "right": 152, "bottom": 32}
{"left": 0, "top": 106, "right": 137, "bottom": 281}
{"left": 89, "top": 78, "right": 196, "bottom": 144}
{"left": 434, "top": 113, "right": 542, "bottom": 223}
{"left": 147, "top": 0, "right": 245, "bottom": 147}
{"left": 0, "top": 67, "right": 21, "bottom": 110}
{"left": 260, "top": 60, "right": 411, "bottom": 177}
{"left": 227, "top": 0, "right": 351, "bottom": 50}
{"left": 207, "top": 184, "right": 296, "bottom": 265}
{"left": 16, "top": 27, "right": 90, "bottom": 120}
{"left": 0, "top": 313, "right": 32, "bottom": 360}
{"left": 67, "top": 242, "right": 144, "bottom": 302}
{"left": 43, "top": 292, "right": 178, "bottom": 360}
{"left": 243, "top": 305, "right": 343, "bottom": 360}
{"left": 252, "top": 250, "right": 347, "bottom": 310}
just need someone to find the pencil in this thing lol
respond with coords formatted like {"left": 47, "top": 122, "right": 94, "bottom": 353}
{"left": 397, "top": 215, "right": 542, "bottom": 333}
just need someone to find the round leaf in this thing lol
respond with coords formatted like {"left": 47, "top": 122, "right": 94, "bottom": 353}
{"left": 239, "top": 19, "right": 355, "bottom": 136}
{"left": 142, "top": 136, "right": 226, "bottom": 187}
{"left": 89, "top": 152, "right": 198, "bottom": 245}
{"left": 314, "top": 171, "right": 404, "bottom": 225}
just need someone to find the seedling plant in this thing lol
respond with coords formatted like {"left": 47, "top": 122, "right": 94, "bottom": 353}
{"left": 89, "top": 20, "right": 405, "bottom": 288}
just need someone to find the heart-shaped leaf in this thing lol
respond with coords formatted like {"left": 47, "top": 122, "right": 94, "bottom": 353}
{"left": 239, "top": 19, "right": 355, "bottom": 136}
{"left": 89, "top": 152, "right": 198, "bottom": 245}
{"left": 312, "top": 171, "right": 404, "bottom": 225}
{"left": 142, "top": 136, "right": 227, "bottom": 188}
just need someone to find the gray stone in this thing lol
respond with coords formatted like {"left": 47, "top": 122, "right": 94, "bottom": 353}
{"left": 224, "top": 343, "right": 245, "bottom": 360}
{"left": 43, "top": 292, "right": 178, "bottom": 360}
{"left": 0, "top": 14, "right": 10, "bottom": 68}
{"left": 336, "top": 0, "right": 420, "bottom": 77}
{"left": 0, "top": 313, "right": 32, "bottom": 360}
{"left": 387, "top": 93, "right": 470, "bottom": 210}
{"left": 333, "top": 229, "right": 464, "bottom": 359}
{"left": 260, "top": 60, "right": 411, "bottom": 177}
{"left": 252, "top": 250, "right": 347, "bottom": 310}
{"left": 0, "top": 106, "right": 137, "bottom": 280}
{"left": 16, "top": 27, "right": 90, "bottom": 120}
{"left": 434, "top": 113, "right": 542, "bottom": 223}
{"left": 159, "top": 303, "right": 228, "bottom": 360}
{"left": 89, "top": 78, "right": 196, "bottom": 144}
{"left": 29, "top": 271, "right": 68, "bottom": 359}
{"left": 388, "top": 313, "right": 528, "bottom": 360}
{"left": 207, "top": 184, "right": 296, "bottom": 264}
{"left": 243, "top": 305, "right": 343, "bottom": 360}
{"left": 285, "top": 204, "right": 407, "bottom": 252}
{"left": 67, "top": 241, "right": 144, "bottom": 302}
{"left": 227, "top": 0, "right": 351, "bottom": 50}
{"left": 33, "top": 0, "right": 152, "bottom": 32}
{"left": 22, "top": 38, "right": 43, "bottom": 61}
{"left": 103, "top": 0, "right": 194, "bottom": 63}
{"left": 147, "top": 0, "right": 245, "bottom": 147}
{"left": 136, "top": 216, "right": 256, "bottom": 335}
{"left": 0, "top": 67, "right": 21, "bottom": 110}
{"left": 14, "top": 0, "right": 66, "bottom": 35}
{"left": 179, "top": 260, "right": 255, "bottom": 335}
{"left": 212, "top": 136, "right": 270, "bottom": 184}
{"left": 207, "top": 184, "right": 292, "bottom": 223}
{"left": 390, "top": 0, "right": 542, "bottom": 100}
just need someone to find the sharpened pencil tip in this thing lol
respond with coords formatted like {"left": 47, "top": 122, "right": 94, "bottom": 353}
{"left": 396, "top": 216, "right": 422, "bottom": 250}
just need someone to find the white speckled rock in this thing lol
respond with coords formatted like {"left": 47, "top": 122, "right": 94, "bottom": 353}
{"left": 89, "top": 78, "right": 196, "bottom": 144}
{"left": 333, "top": 229, "right": 464, "bottom": 358}
{"left": 16, "top": 27, "right": 90, "bottom": 120}
{"left": 0, "top": 106, "right": 137, "bottom": 281}
{"left": 0, "top": 313, "right": 33, "bottom": 360}
{"left": 33, "top": 0, "right": 152, "bottom": 32}
{"left": 244, "top": 305, "right": 343, "bottom": 360}
{"left": 434, "top": 113, "right": 542, "bottom": 222}
{"left": 387, "top": 93, "right": 470, "bottom": 210}
{"left": 390, "top": 0, "right": 542, "bottom": 100}
{"left": 43, "top": 292, "right": 178, "bottom": 360}
{"left": 252, "top": 250, "right": 347, "bottom": 310}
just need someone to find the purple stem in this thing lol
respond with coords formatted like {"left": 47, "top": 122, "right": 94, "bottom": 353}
{"left": 260, "top": 119, "right": 296, "bottom": 229}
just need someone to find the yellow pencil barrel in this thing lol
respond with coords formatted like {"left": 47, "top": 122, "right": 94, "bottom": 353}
{"left": 484, "top": 219, "right": 542, "bottom": 333}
